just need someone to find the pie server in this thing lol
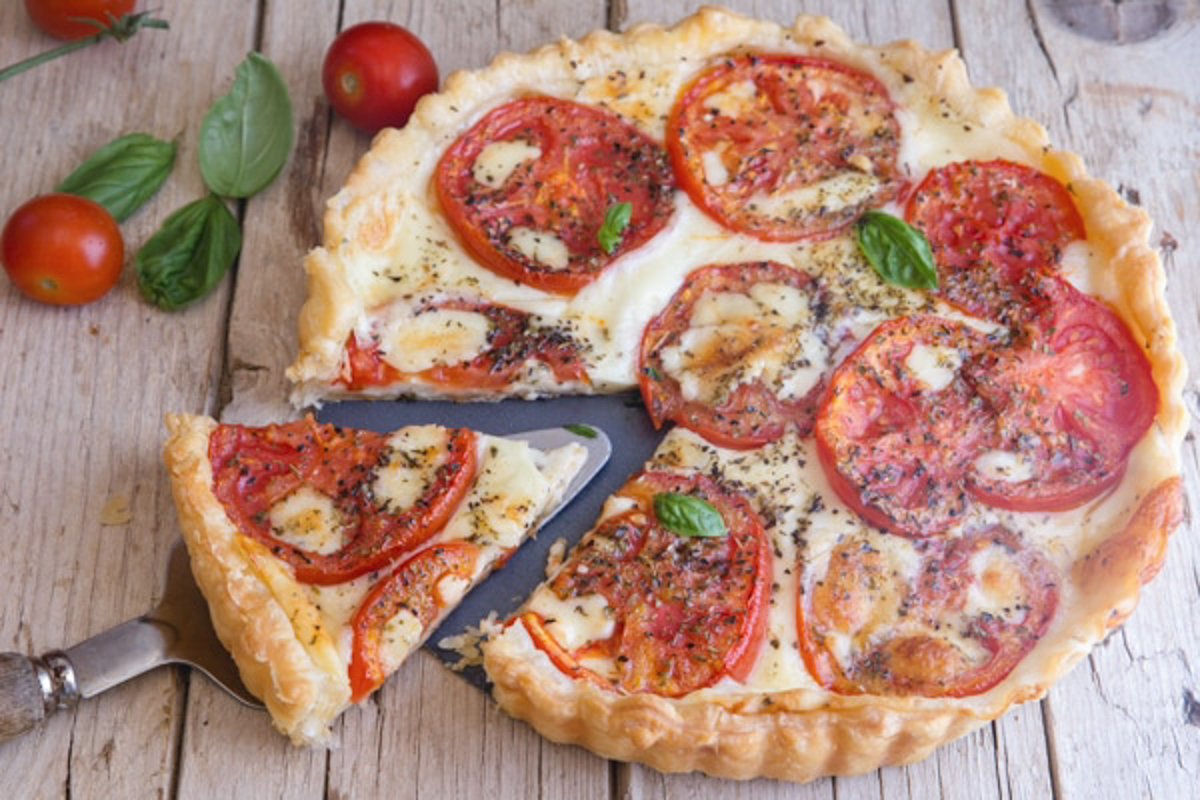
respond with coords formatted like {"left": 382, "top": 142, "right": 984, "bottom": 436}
{"left": 0, "top": 425, "right": 611, "bottom": 744}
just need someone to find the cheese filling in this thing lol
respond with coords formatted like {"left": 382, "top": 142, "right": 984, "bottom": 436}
{"left": 506, "top": 227, "right": 570, "bottom": 270}
{"left": 472, "top": 139, "right": 542, "bottom": 188}
{"left": 380, "top": 309, "right": 493, "bottom": 374}
{"left": 268, "top": 487, "right": 347, "bottom": 555}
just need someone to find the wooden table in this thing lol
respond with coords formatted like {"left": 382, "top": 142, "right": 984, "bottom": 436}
{"left": 1, "top": 1, "right": 1197, "bottom": 797}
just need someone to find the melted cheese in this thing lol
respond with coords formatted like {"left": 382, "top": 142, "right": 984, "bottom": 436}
{"left": 380, "top": 309, "right": 493, "bottom": 374}
{"left": 905, "top": 343, "right": 962, "bottom": 391}
{"left": 658, "top": 281, "right": 830, "bottom": 405}
{"left": 472, "top": 139, "right": 541, "bottom": 188}
{"left": 507, "top": 227, "right": 570, "bottom": 270}
{"left": 747, "top": 171, "right": 882, "bottom": 221}
{"left": 526, "top": 589, "right": 615, "bottom": 651}
{"left": 268, "top": 487, "right": 345, "bottom": 555}
{"left": 973, "top": 449, "right": 1036, "bottom": 483}
{"left": 373, "top": 426, "right": 450, "bottom": 511}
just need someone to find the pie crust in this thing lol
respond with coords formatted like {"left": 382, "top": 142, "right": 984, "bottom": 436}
{"left": 163, "top": 413, "right": 585, "bottom": 745}
{"left": 283, "top": 5, "right": 1185, "bottom": 780}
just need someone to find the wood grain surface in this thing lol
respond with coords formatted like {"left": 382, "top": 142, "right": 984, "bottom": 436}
{"left": 0, "top": 1, "right": 1196, "bottom": 798}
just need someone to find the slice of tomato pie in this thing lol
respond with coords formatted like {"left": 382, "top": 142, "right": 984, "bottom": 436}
{"left": 162, "top": 413, "right": 586, "bottom": 745}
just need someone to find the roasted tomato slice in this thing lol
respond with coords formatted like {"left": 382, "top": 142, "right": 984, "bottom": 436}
{"left": 797, "top": 527, "right": 1059, "bottom": 697}
{"left": 336, "top": 299, "right": 589, "bottom": 391}
{"left": 814, "top": 315, "right": 1000, "bottom": 537}
{"left": 964, "top": 275, "right": 1158, "bottom": 510}
{"left": 435, "top": 95, "right": 676, "bottom": 294}
{"left": 349, "top": 542, "right": 479, "bottom": 702}
{"left": 666, "top": 54, "right": 904, "bottom": 242}
{"left": 905, "top": 159, "right": 1086, "bottom": 323}
{"left": 639, "top": 261, "right": 831, "bottom": 449}
{"left": 210, "top": 418, "right": 477, "bottom": 584}
{"left": 520, "top": 471, "right": 770, "bottom": 697}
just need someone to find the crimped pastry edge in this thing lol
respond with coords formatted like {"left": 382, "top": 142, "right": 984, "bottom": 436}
{"left": 162, "top": 413, "right": 351, "bottom": 746}
{"left": 483, "top": 476, "right": 1184, "bottom": 782}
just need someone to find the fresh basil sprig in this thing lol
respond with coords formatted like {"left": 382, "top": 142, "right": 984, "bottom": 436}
{"left": 135, "top": 52, "right": 294, "bottom": 310}
{"left": 136, "top": 195, "right": 241, "bottom": 310}
{"left": 653, "top": 492, "right": 727, "bottom": 538}
{"left": 56, "top": 133, "right": 177, "bottom": 222}
{"left": 597, "top": 202, "right": 632, "bottom": 254}
{"left": 855, "top": 210, "right": 938, "bottom": 290}
{"left": 198, "top": 53, "right": 294, "bottom": 198}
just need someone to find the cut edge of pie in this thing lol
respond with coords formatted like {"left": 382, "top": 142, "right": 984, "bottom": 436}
{"left": 162, "top": 412, "right": 587, "bottom": 745}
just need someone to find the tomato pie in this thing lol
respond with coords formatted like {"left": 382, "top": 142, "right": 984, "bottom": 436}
{"left": 162, "top": 413, "right": 586, "bottom": 744}
{"left": 281, "top": 6, "right": 1186, "bottom": 782}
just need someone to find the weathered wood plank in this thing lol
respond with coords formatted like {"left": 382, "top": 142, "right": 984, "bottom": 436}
{"left": 953, "top": 1, "right": 1200, "bottom": 798}
{"left": 0, "top": 1, "right": 249, "bottom": 797}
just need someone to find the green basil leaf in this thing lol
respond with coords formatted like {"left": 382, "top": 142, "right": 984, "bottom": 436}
{"left": 653, "top": 492, "right": 727, "bottom": 538}
{"left": 855, "top": 210, "right": 938, "bottom": 290}
{"left": 597, "top": 202, "right": 632, "bottom": 254}
{"left": 136, "top": 194, "right": 241, "bottom": 310}
{"left": 56, "top": 132, "right": 177, "bottom": 222}
{"left": 563, "top": 423, "right": 598, "bottom": 439}
{"left": 198, "top": 52, "right": 294, "bottom": 198}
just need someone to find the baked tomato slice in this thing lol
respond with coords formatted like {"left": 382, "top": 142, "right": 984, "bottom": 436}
{"left": 905, "top": 159, "right": 1086, "bottom": 323}
{"left": 639, "top": 261, "right": 832, "bottom": 449}
{"left": 520, "top": 471, "right": 770, "bottom": 697}
{"left": 964, "top": 275, "right": 1158, "bottom": 510}
{"left": 210, "top": 418, "right": 476, "bottom": 584}
{"left": 797, "top": 527, "right": 1058, "bottom": 697}
{"left": 336, "top": 299, "right": 589, "bottom": 391}
{"left": 814, "top": 315, "right": 1000, "bottom": 537}
{"left": 348, "top": 542, "right": 479, "bottom": 701}
{"left": 435, "top": 95, "right": 676, "bottom": 294}
{"left": 667, "top": 54, "right": 904, "bottom": 241}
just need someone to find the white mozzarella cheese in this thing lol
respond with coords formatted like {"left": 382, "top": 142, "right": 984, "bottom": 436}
{"left": 507, "top": 227, "right": 570, "bottom": 270}
{"left": 372, "top": 426, "right": 451, "bottom": 511}
{"left": 268, "top": 487, "right": 345, "bottom": 555}
{"left": 702, "top": 79, "right": 759, "bottom": 117}
{"left": 379, "top": 608, "right": 425, "bottom": 674}
{"left": 526, "top": 589, "right": 615, "bottom": 651}
{"left": 438, "top": 435, "right": 552, "bottom": 551}
{"left": 380, "top": 309, "right": 493, "bottom": 374}
{"left": 701, "top": 148, "right": 730, "bottom": 186}
{"left": 472, "top": 139, "right": 542, "bottom": 188}
{"left": 905, "top": 343, "right": 962, "bottom": 391}
{"left": 746, "top": 171, "right": 881, "bottom": 221}
{"left": 973, "top": 449, "right": 1036, "bottom": 483}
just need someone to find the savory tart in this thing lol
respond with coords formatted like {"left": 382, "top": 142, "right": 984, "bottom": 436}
{"left": 282, "top": 5, "right": 1185, "bottom": 782}
{"left": 162, "top": 413, "right": 585, "bottom": 745}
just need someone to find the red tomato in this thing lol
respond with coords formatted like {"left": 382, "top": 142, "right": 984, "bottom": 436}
{"left": 322, "top": 21, "right": 438, "bottom": 134}
{"left": 24, "top": 0, "right": 134, "bottom": 40}
{"left": 905, "top": 159, "right": 1086, "bottom": 323}
{"left": 435, "top": 95, "right": 676, "bottom": 294}
{"left": 965, "top": 275, "right": 1158, "bottom": 510}
{"left": 336, "top": 300, "right": 589, "bottom": 391}
{"left": 814, "top": 315, "right": 999, "bottom": 537}
{"left": 349, "top": 542, "right": 479, "bottom": 702}
{"left": 521, "top": 471, "right": 770, "bottom": 697}
{"left": 210, "top": 418, "right": 477, "bottom": 585}
{"left": 797, "top": 527, "right": 1058, "bottom": 697}
{"left": 638, "top": 261, "right": 829, "bottom": 449}
{"left": 2, "top": 193, "right": 124, "bottom": 306}
{"left": 667, "top": 54, "right": 905, "bottom": 242}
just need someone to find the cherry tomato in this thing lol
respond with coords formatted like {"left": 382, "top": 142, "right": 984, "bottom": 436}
{"left": 521, "top": 471, "right": 771, "bottom": 697}
{"left": 905, "top": 159, "right": 1086, "bottom": 324}
{"left": 667, "top": 54, "right": 905, "bottom": 242}
{"left": 797, "top": 527, "right": 1059, "bottom": 697}
{"left": 638, "top": 261, "right": 830, "bottom": 449}
{"left": 210, "top": 417, "right": 477, "bottom": 585}
{"left": 349, "top": 542, "right": 479, "bottom": 702}
{"left": 322, "top": 21, "right": 438, "bottom": 135}
{"left": 436, "top": 95, "right": 676, "bottom": 294}
{"left": 2, "top": 193, "right": 124, "bottom": 306}
{"left": 337, "top": 300, "right": 589, "bottom": 391}
{"left": 24, "top": 0, "right": 134, "bottom": 40}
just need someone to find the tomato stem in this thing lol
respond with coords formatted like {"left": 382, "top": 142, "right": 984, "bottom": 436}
{"left": 0, "top": 12, "right": 169, "bottom": 85}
